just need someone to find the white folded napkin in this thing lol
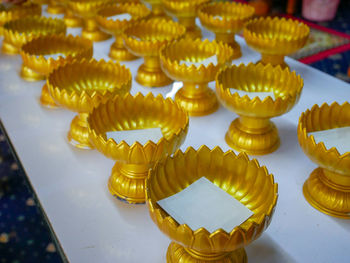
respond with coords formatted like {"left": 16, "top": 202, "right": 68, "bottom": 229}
{"left": 230, "top": 89, "right": 275, "bottom": 100}
{"left": 180, "top": 55, "right": 217, "bottom": 67}
{"left": 108, "top": 13, "right": 132, "bottom": 21}
{"left": 106, "top": 128, "right": 163, "bottom": 145}
{"left": 308, "top": 126, "right": 350, "bottom": 155}
{"left": 157, "top": 177, "right": 254, "bottom": 233}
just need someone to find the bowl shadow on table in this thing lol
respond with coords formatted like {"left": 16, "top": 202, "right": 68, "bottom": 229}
{"left": 246, "top": 234, "right": 297, "bottom": 263}
{"left": 273, "top": 119, "right": 299, "bottom": 155}
{"left": 331, "top": 216, "right": 350, "bottom": 233}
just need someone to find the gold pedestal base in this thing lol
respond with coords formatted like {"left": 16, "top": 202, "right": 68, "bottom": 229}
{"left": 82, "top": 29, "right": 111, "bottom": 42}
{"left": 40, "top": 84, "right": 59, "bottom": 109}
{"left": 64, "top": 13, "right": 83, "bottom": 28}
{"left": 136, "top": 63, "right": 173, "bottom": 88}
{"left": 68, "top": 113, "right": 94, "bottom": 149}
{"left": 108, "top": 162, "right": 149, "bottom": 204}
{"left": 20, "top": 65, "right": 45, "bottom": 82}
{"left": 303, "top": 167, "right": 350, "bottom": 219}
{"left": 215, "top": 33, "right": 242, "bottom": 59}
{"left": 259, "top": 54, "right": 288, "bottom": 69}
{"left": 175, "top": 84, "right": 218, "bottom": 116}
{"left": 166, "top": 242, "right": 247, "bottom": 263}
{"left": 109, "top": 42, "right": 138, "bottom": 61}
{"left": 225, "top": 117, "right": 280, "bottom": 155}
{"left": 184, "top": 26, "right": 202, "bottom": 39}
{"left": 47, "top": 5, "right": 65, "bottom": 15}
{"left": 2, "top": 41, "right": 19, "bottom": 55}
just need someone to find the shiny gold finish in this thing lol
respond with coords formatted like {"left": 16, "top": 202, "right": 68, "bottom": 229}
{"left": 2, "top": 17, "right": 67, "bottom": 55}
{"left": 160, "top": 38, "right": 234, "bottom": 116}
{"left": 0, "top": 3, "right": 41, "bottom": 36}
{"left": 20, "top": 34, "right": 93, "bottom": 108}
{"left": 243, "top": 17, "right": 309, "bottom": 68}
{"left": 55, "top": 0, "right": 83, "bottom": 28}
{"left": 162, "top": 0, "right": 209, "bottom": 39}
{"left": 96, "top": 3, "right": 150, "bottom": 61}
{"left": 88, "top": 92, "right": 189, "bottom": 203}
{"left": 298, "top": 102, "right": 350, "bottom": 219}
{"left": 198, "top": 2, "right": 254, "bottom": 59}
{"left": 47, "top": 0, "right": 65, "bottom": 14}
{"left": 123, "top": 18, "right": 185, "bottom": 87}
{"left": 146, "top": 146, "right": 278, "bottom": 262}
{"left": 142, "top": 0, "right": 166, "bottom": 18}
{"left": 47, "top": 59, "right": 131, "bottom": 148}
{"left": 30, "top": 0, "right": 50, "bottom": 5}
{"left": 216, "top": 63, "right": 303, "bottom": 155}
{"left": 68, "top": 0, "right": 114, "bottom": 42}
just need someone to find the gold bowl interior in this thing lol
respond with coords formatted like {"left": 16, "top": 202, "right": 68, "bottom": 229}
{"left": 21, "top": 34, "right": 93, "bottom": 74}
{"left": 123, "top": 18, "right": 185, "bottom": 56}
{"left": 243, "top": 17, "right": 309, "bottom": 55}
{"left": 298, "top": 102, "right": 350, "bottom": 173}
{"left": 160, "top": 38, "right": 234, "bottom": 83}
{"left": 47, "top": 59, "right": 132, "bottom": 113}
{"left": 88, "top": 92, "right": 189, "bottom": 162}
{"left": 162, "top": 0, "right": 209, "bottom": 16}
{"left": 216, "top": 63, "right": 303, "bottom": 118}
{"left": 97, "top": 3, "right": 150, "bottom": 34}
{"left": 198, "top": 1, "right": 254, "bottom": 32}
{"left": 0, "top": 3, "right": 41, "bottom": 27}
{"left": 147, "top": 146, "right": 278, "bottom": 253}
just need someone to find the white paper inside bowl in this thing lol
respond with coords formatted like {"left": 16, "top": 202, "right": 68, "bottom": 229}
{"left": 180, "top": 55, "right": 217, "bottom": 67}
{"left": 157, "top": 177, "right": 254, "bottom": 233}
{"left": 106, "top": 128, "right": 163, "bottom": 145}
{"left": 213, "top": 15, "right": 224, "bottom": 20}
{"left": 308, "top": 126, "right": 350, "bottom": 155}
{"left": 230, "top": 89, "right": 276, "bottom": 100}
{"left": 109, "top": 13, "right": 132, "bottom": 21}
{"left": 40, "top": 53, "right": 66, "bottom": 60}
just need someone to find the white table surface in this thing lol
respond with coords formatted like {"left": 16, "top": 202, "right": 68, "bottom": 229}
{"left": 0, "top": 7, "right": 349, "bottom": 263}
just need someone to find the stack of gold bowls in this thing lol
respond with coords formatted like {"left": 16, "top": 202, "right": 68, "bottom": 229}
{"left": 2, "top": 17, "right": 67, "bottom": 55}
{"left": 0, "top": 2, "right": 41, "bottom": 35}
{"left": 68, "top": 0, "right": 113, "bottom": 41}
{"left": 244, "top": 17, "right": 309, "bottom": 68}
{"left": 123, "top": 18, "right": 185, "bottom": 87}
{"left": 198, "top": 1, "right": 254, "bottom": 59}
{"left": 47, "top": 59, "right": 132, "bottom": 149}
{"left": 88, "top": 92, "right": 189, "bottom": 203}
{"left": 20, "top": 34, "right": 93, "bottom": 108}
{"left": 160, "top": 38, "right": 234, "bottom": 116}
{"left": 147, "top": 146, "right": 278, "bottom": 262}
{"left": 161, "top": 0, "right": 210, "bottom": 39}
{"left": 96, "top": 2, "right": 150, "bottom": 61}
{"left": 216, "top": 63, "right": 303, "bottom": 155}
{"left": 298, "top": 102, "right": 350, "bottom": 219}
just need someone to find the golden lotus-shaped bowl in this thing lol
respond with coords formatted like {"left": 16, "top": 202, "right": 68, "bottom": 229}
{"left": 160, "top": 38, "right": 234, "bottom": 116}
{"left": 68, "top": 0, "right": 114, "bottom": 41}
{"left": 216, "top": 63, "right": 303, "bottom": 155}
{"left": 88, "top": 92, "right": 189, "bottom": 203}
{"left": 20, "top": 34, "right": 93, "bottom": 108}
{"left": 243, "top": 17, "right": 309, "bottom": 68}
{"left": 161, "top": 0, "right": 209, "bottom": 39}
{"left": 0, "top": 3, "right": 41, "bottom": 35}
{"left": 47, "top": 59, "right": 131, "bottom": 149}
{"left": 47, "top": 0, "right": 65, "bottom": 14}
{"left": 198, "top": 1, "right": 254, "bottom": 59}
{"left": 54, "top": 0, "right": 83, "bottom": 27}
{"left": 123, "top": 18, "right": 185, "bottom": 87}
{"left": 2, "top": 17, "right": 67, "bottom": 55}
{"left": 298, "top": 102, "right": 350, "bottom": 219}
{"left": 96, "top": 3, "right": 150, "bottom": 61}
{"left": 146, "top": 146, "right": 278, "bottom": 262}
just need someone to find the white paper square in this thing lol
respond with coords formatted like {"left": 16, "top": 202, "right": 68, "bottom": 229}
{"left": 309, "top": 126, "right": 350, "bottom": 155}
{"left": 230, "top": 89, "right": 275, "bottom": 100}
{"left": 108, "top": 13, "right": 132, "bottom": 21}
{"left": 180, "top": 55, "right": 217, "bottom": 67}
{"left": 157, "top": 177, "right": 254, "bottom": 233}
{"left": 213, "top": 15, "right": 224, "bottom": 20}
{"left": 107, "top": 128, "right": 163, "bottom": 145}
